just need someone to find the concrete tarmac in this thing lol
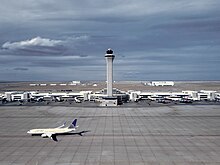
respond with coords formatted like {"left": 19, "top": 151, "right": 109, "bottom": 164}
{"left": 0, "top": 105, "right": 220, "bottom": 165}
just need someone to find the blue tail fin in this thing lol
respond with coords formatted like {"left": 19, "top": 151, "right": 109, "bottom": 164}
{"left": 68, "top": 119, "right": 78, "bottom": 128}
{"left": 72, "top": 119, "right": 77, "bottom": 127}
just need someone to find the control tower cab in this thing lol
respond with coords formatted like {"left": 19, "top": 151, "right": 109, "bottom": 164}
{"left": 106, "top": 48, "right": 114, "bottom": 55}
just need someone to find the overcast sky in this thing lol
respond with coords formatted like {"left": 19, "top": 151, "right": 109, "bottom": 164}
{"left": 0, "top": 0, "right": 220, "bottom": 81}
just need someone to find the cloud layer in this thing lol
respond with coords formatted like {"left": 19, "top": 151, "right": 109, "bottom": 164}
{"left": 0, "top": 0, "right": 220, "bottom": 81}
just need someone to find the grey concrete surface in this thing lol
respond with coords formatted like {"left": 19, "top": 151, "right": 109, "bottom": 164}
{"left": 0, "top": 105, "right": 220, "bottom": 165}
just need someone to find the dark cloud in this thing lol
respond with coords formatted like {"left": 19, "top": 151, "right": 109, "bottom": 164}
{"left": 28, "top": 56, "right": 101, "bottom": 68}
{"left": 13, "top": 67, "right": 29, "bottom": 71}
{"left": 150, "top": 19, "right": 220, "bottom": 33}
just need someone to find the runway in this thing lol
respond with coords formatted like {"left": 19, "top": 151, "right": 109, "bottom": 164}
{"left": 0, "top": 105, "right": 220, "bottom": 165}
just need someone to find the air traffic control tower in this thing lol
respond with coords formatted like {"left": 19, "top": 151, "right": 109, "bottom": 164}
{"left": 101, "top": 49, "right": 129, "bottom": 106}
{"left": 105, "top": 48, "right": 115, "bottom": 97}
{"left": 100, "top": 48, "right": 118, "bottom": 106}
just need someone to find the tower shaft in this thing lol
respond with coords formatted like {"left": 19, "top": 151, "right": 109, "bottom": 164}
{"left": 105, "top": 55, "right": 114, "bottom": 96}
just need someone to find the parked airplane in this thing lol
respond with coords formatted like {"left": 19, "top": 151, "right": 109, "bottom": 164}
{"left": 27, "top": 119, "right": 79, "bottom": 141}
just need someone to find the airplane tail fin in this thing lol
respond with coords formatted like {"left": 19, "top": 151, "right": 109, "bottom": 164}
{"left": 68, "top": 119, "right": 78, "bottom": 129}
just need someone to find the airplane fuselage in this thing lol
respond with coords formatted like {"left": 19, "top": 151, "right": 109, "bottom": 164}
{"left": 27, "top": 127, "right": 76, "bottom": 135}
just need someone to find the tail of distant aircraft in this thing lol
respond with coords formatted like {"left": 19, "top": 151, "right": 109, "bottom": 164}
{"left": 68, "top": 119, "right": 78, "bottom": 129}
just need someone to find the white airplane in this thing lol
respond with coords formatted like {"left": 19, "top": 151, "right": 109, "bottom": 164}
{"left": 27, "top": 119, "right": 79, "bottom": 141}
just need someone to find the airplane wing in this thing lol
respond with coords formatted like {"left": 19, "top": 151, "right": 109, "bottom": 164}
{"left": 56, "top": 122, "right": 66, "bottom": 128}
{"left": 58, "top": 130, "right": 91, "bottom": 136}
